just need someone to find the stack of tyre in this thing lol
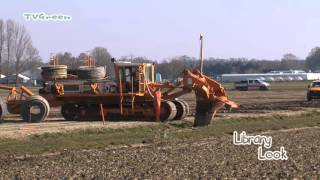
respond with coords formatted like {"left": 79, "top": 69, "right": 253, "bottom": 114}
{"left": 41, "top": 65, "right": 106, "bottom": 80}
{"left": 41, "top": 65, "right": 68, "bottom": 80}
{"left": 77, "top": 66, "right": 106, "bottom": 79}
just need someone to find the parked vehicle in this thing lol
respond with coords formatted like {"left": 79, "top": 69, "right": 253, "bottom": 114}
{"left": 306, "top": 80, "right": 320, "bottom": 101}
{"left": 234, "top": 79, "right": 270, "bottom": 91}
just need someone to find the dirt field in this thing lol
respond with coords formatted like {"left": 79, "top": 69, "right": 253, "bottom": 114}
{"left": 0, "top": 81, "right": 319, "bottom": 178}
{"left": 0, "top": 127, "right": 319, "bottom": 179}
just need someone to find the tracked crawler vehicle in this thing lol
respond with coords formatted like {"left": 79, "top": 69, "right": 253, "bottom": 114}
{"left": 0, "top": 35, "right": 238, "bottom": 126}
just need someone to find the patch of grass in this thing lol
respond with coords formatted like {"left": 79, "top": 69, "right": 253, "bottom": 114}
{"left": 169, "top": 112, "right": 320, "bottom": 141}
{"left": 0, "top": 112, "right": 319, "bottom": 155}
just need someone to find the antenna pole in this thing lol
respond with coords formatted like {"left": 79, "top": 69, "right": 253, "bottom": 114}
{"left": 199, "top": 34, "right": 204, "bottom": 74}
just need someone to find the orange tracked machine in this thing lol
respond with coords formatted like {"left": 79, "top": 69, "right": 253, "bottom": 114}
{"left": 0, "top": 35, "right": 238, "bottom": 126}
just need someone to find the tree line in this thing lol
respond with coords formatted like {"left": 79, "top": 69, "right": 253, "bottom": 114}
{"left": 0, "top": 19, "right": 42, "bottom": 83}
{"left": 53, "top": 46, "right": 320, "bottom": 81}
{"left": 3, "top": 18, "right": 320, "bottom": 83}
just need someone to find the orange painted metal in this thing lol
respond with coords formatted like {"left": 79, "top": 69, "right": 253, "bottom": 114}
{"left": 100, "top": 103, "right": 105, "bottom": 124}
{"left": 50, "top": 54, "right": 59, "bottom": 65}
{"left": 54, "top": 83, "right": 65, "bottom": 95}
{"left": 84, "top": 55, "right": 96, "bottom": 67}
{"left": 153, "top": 90, "right": 161, "bottom": 122}
{"left": 90, "top": 83, "right": 99, "bottom": 94}
{"left": 20, "top": 86, "right": 34, "bottom": 96}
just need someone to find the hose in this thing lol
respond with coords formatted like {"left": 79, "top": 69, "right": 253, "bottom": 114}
{"left": 145, "top": 80, "right": 154, "bottom": 98}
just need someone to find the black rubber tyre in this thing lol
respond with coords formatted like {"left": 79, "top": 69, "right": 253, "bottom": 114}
{"left": 20, "top": 95, "right": 50, "bottom": 123}
{"left": 172, "top": 100, "right": 187, "bottom": 120}
{"left": 61, "top": 103, "right": 79, "bottom": 121}
{"left": 77, "top": 66, "right": 106, "bottom": 79}
{"left": 160, "top": 101, "right": 177, "bottom": 122}
{"left": 41, "top": 65, "right": 67, "bottom": 80}
{"left": 194, "top": 100, "right": 216, "bottom": 127}
{"left": 61, "top": 103, "right": 100, "bottom": 121}
{"left": 179, "top": 100, "right": 190, "bottom": 116}
{"left": 0, "top": 97, "right": 7, "bottom": 123}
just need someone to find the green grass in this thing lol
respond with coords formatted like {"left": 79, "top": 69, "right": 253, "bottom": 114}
{"left": 0, "top": 111, "right": 319, "bottom": 155}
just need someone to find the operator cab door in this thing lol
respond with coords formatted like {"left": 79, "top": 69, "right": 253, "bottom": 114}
{"left": 117, "top": 65, "right": 140, "bottom": 93}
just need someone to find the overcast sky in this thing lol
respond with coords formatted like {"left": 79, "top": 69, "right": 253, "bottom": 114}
{"left": 1, "top": 0, "right": 320, "bottom": 62}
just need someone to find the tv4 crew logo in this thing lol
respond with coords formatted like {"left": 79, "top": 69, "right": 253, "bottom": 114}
{"left": 23, "top": 12, "right": 72, "bottom": 21}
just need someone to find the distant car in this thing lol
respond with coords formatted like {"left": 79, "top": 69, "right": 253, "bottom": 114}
{"left": 306, "top": 81, "right": 320, "bottom": 101}
{"left": 234, "top": 79, "right": 270, "bottom": 91}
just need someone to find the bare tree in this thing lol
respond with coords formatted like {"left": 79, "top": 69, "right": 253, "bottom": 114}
{"left": 91, "top": 47, "right": 113, "bottom": 78}
{"left": 282, "top": 53, "right": 299, "bottom": 61}
{"left": 0, "top": 19, "right": 4, "bottom": 78}
{"left": 12, "top": 23, "right": 32, "bottom": 84}
{"left": 23, "top": 45, "right": 43, "bottom": 79}
{"left": 6, "top": 20, "right": 14, "bottom": 84}
{"left": 306, "top": 47, "right": 320, "bottom": 71}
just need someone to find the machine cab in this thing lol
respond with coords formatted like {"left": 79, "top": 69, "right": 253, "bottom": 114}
{"left": 114, "top": 62, "right": 154, "bottom": 94}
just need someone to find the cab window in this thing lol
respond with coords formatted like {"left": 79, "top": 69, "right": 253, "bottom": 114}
{"left": 145, "top": 65, "right": 152, "bottom": 81}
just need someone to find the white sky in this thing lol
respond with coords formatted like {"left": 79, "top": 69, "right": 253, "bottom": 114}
{"left": 2, "top": 0, "right": 320, "bottom": 62}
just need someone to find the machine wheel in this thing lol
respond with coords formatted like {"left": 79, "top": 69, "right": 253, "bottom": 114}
{"left": 20, "top": 95, "right": 50, "bottom": 123}
{"left": 61, "top": 103, "right": 79, "bottom": 121}
{"left": 0, "top": 97, "right": 7, "bottom": 123}
{"left": 160, "top": 101, "right": 177, "bottom": 122}
{"left": 180, "top": 100, "right": 190, "bottom": 116}
{"left": 61, "top": 103, "right": 100, "bottom": 121}
{"left": 172, "top": 100, "right": 188, "bottom": 120}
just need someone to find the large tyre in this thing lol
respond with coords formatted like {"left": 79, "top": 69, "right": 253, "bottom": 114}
{"left": 20, "top": 95, "right": 50, "bottom": 123}
{"left": 77, "top": 66, "right": 106, "bottom": 79}
{"left": 61, "top": 103, "right": 79, "bottom": 121}
{"left": 180, "top": 100, "right": 190, "bottom": 116}
{"left": 61, "top": 103, "right": 100, "bottom": 121}
{"left": 160, "top": 101, "right": 177, "bottom": 122}
{"left": 0, "top": 97, "right": 7, "bottom": 123}
{"left": 172, "top": 100, "right": 188, "bottom": 120}
{"left": 41, "top": 65, "right": 67, "bottom": 80}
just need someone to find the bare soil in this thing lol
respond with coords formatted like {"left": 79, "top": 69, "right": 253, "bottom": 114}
{"left": 0, "top": 127, "right": 318, "bottom": 179}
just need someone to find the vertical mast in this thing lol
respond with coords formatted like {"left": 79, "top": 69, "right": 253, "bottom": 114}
{"left": 199, "top": 34, "right": 204, "bottom": 74}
